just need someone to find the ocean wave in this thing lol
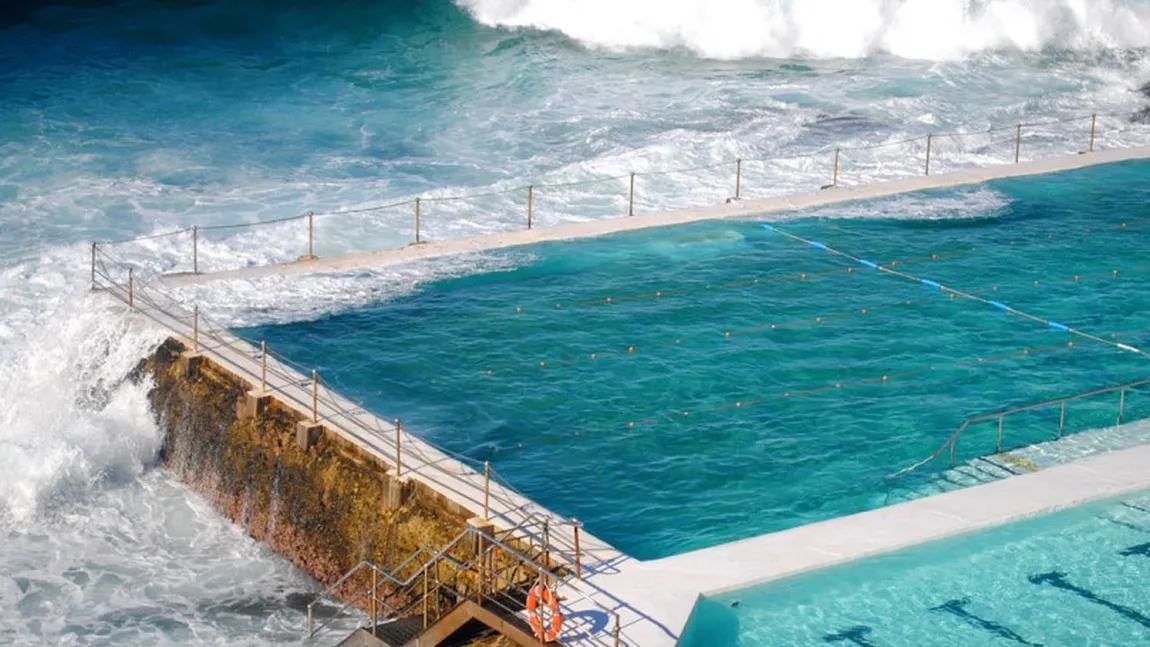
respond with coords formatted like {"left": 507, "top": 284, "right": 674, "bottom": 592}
{"left": 458, "top": 0, "right": 1150, "bottom": 60}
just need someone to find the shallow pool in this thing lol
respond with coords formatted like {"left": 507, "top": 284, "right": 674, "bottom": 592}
{"left": 680, "top": 490, "right": 1150, "bottom": 646}
{"left": 243, "top": 160, "right": 1150, "bottom": 559}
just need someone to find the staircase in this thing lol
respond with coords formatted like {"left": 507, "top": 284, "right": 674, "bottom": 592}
{"left": 307, "top": 516, "right": 581, "bottom": 647}
{"left": 882, "top": 454, "right": 1030, "bottom": 506}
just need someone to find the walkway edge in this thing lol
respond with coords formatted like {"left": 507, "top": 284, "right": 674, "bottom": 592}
{"left": 160, "top": 146, "right": 1150, "bottom": 288}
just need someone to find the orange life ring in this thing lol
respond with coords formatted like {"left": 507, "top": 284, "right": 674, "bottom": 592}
{"left": 526, "top": 583, "right": 562, "bottom": 642}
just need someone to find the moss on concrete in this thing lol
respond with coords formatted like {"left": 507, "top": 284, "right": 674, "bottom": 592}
{"left": 145, "top": 338, "right": 468, "bottom": 596}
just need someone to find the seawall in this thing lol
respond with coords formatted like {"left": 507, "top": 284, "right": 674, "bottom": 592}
{"left": 145, "top": 337, "right": 468, "bottom": 597}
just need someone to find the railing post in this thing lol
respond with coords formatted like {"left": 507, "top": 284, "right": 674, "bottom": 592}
{"left": 193, "top": 305, "right": 199, "bottom": 352}
{"left": 925, "top": 134, "right": 932, "bottom": 176}
{"left": 996, "top": 414, "right": 1005, "bottom": 453}
{"left": 260, "top": 341, "right": 268, "bottom": 393}
{"left": 371, "top": 566, "right": 378, "bottom": 635}
{"left": 415, "top": 198, "right": 422, "bottom": 243}
{"left": 614, "top": 612, "right": 621, "bottom": 647}
{"left": 128, "top": 268, "right": 134, "bottom": 309}
{"left": 1058, "top": 400, "right": 1067, "bottom": 439}
{"left": 1089, "top": 113, "right": 1096, "bottom": 153}
{"left": 527, "top": 184, "right": 534, "bottom": 230}
{"left": 1118, "top": 388, "right": 1126, "bottom": 426}
{"left": 192, "top": 225, "right": 198, "bottom": 274}
{"left": 311, "top": 369, "right": 318, "bottom": 424}
{"left": 395, "top": 418, "right": 402, "bottom": 476}
{"left": 1014, "top": 124, "right": 1022, "bottom": 163}
{"left": 483, "top": 461, "right": 491, "bottom": 520}
{"left": 628, "top": 173, "right": 635, "bottom": 216}
{"left": 307, "top": 607, "right": 313, "bottom": 638}
{"left": 832, "top": 148, "right": 840, "bottom": 187}
{"left": 422, "top": 567, "right": 429, "bottom": 629}
{"left": 90, "top": 243, "right": 97, "bottom": 290}
{"left": 735, "top": 158, "right": 742, "bottom": 200}
{"left": 573, "top": 519, "right": 583, "bottom": 580}
{"left": 543, "top": 519, "right": 551, "bottom": 573}
{"left": 308, "top": 211, "right": 315, "bottom": 258}
{"left": 949, "top": 436, "right": 957, "bottom": 467}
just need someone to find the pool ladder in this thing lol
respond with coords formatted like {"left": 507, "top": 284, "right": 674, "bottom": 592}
{"left": 890, "top": 376, "right": 1150, "bottom": 480}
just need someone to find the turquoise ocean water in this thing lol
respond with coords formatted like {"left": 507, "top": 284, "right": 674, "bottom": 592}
{"left": 7, "top": 0, "right": 1150, "bottom": 643}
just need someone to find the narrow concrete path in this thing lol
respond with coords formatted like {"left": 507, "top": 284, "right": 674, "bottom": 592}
{"left": 160, "top": 146, "right": 1150, "bottom": 289}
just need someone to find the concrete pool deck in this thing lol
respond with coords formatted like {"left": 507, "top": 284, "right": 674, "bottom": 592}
{"left": 158, "top": 144, "right": 1150, "bottom": 290}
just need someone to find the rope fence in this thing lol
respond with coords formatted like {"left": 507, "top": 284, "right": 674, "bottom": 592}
{"left": 89, "top": 111, "right": 1139, "bottom": 279}
{"left": 90, "top": 255, "right": 598, "bottom": 570}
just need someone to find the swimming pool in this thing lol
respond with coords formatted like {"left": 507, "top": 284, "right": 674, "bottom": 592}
{"left": 679, "top": 489, "right": 1150, "bottom": 646}
{"left": 242, "top": 159, "right": 1150, "bottom": 559}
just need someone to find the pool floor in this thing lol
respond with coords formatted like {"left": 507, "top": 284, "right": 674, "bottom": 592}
{"left": 681, "top": 490, "right": 1150, "bottom": 646}
{"left": 243, "top": 159, "right": 1150, "bottom": 559}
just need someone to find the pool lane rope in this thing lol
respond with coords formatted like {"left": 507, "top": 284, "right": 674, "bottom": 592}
{"left": 761, "top": 224, "right": 1149, "bottom": 359}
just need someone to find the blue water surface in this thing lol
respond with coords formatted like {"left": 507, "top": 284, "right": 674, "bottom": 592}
{"left": 243, "top": 160, "right": 1150, "bottom": 560}
{"left": 681, "top": 489, "right": 1150, "bottom": 646}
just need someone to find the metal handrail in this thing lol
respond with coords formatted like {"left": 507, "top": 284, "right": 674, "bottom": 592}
{"left": 307, "top": 521, "right": 635, "bottom": 645}
{"left": 91, "top": 111, "right": 1129, "bottom": 278}
{"left": 92, "top": 259, "right": 586, "bottom": 563}
{"left": 889, "top": 376, "right": 1150, "bottom": 479}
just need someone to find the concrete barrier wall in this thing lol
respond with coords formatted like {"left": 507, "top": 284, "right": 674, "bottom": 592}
{"left": 144, "top": 337, "right": 470, "bottom": 597}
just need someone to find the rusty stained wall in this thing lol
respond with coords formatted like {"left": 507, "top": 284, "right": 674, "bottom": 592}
{"left": 145, "top": 338, "right": 471, "bottom": 591}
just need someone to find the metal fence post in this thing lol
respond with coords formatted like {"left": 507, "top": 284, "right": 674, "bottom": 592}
{"left": 573, "top": 520, "right": 582, "bottom": 580}
{"left": 735, "top": 158, "right": 742, "bottom": 200}
{"left": 371, "top": 567, "right": 378, "bottom": 635}
{"left": 527, "top": 185, "right": 534, "bottom": 230}
{"left": 996, "top": 414, "right": 1004, "bottom": 453}
{"left": 311, "top": 369, "right": 318, "bottom": 424}
{"left": 628, "top": 173, "right": 635, "bottom": 216}
{"left": 1058, "top": 400, "right": 1067, "bottom": 439}
{"left": 483, "top": 461, "right": 491, "bottom": 520}
{"left": 193, "top": 305, "right": 199, "bottom": 352}
{"left": 90, "top": 243, "right": 97, "bottom": 290}
{"left": 128, "top": 268, "right": 134, "bottom": 309}
{"left": 614, "top": 612, "right": 621, "bottom": 647}
{"left": 192, "top": 225, "right": 199, "bottom": 274}
{"left": 1015, "top": 124, "right": 1022, "bottom": 163}
{"left": 832, "top": 148, "right": 840, "bottom": 187}
{"left": 415, "top": 198, "right": 422, "bottom": 244}
{"left": 1089, "top": 113, "right": 1097, "bottom": 153}
{"left": 260, "top": 341, "right": 268, "bottom": 392}
{"left": 925, "top": 134, "right": 933, "bottom": 176}
{"left": 308, "top": 211, "right": 315, "bottom": 258}
{"left": 395, "top": 418, "right": 402, "bottom": 476}
{"left": 307, "top": 608, "right": 313, "bottom": 638}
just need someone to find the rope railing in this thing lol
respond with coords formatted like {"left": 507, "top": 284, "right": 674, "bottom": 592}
{"left": 88, "top": 111, "right": 1139, "bottom": 278}
{"left": 91, "top": 255, "right": 593, "bottom": 575}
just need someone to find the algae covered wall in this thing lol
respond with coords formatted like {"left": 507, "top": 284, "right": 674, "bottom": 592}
{"left": 144, "top": 338, "right": 469, "bottom": 589}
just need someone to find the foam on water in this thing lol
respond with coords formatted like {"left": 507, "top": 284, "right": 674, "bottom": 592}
{"left": 461, "top": 0, "right": 1150, "bottom": 60}
{"left": 5, "top": 0, "right": 1150, "bottom": 641}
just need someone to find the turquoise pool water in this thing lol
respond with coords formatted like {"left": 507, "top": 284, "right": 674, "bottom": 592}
{"left": 244, "top": 160, "right": 1150, "bottom": 560}
{"left": 680, "top": 490, "right": 1150, "bottom": 646}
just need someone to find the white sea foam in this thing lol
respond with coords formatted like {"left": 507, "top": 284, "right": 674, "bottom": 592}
{"left": 459, "top": 0, "right": 1150, "bottom": 60}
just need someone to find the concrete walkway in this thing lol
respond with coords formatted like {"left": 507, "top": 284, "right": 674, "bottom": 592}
{"left": 160, "top": 146, "right": 1150, "bottom": 289}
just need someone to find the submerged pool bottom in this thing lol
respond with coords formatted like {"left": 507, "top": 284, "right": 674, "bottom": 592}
{"left": 680, "top": 491, "right": 1150, "bottom": 646}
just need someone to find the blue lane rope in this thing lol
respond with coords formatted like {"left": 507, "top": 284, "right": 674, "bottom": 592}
{"left": 760, "top": 223, "right": 1148, "bottom": 358}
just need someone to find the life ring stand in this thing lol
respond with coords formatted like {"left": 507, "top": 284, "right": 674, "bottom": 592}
{"left": 526, "top": 582, "right": 563, "bottom": 642}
